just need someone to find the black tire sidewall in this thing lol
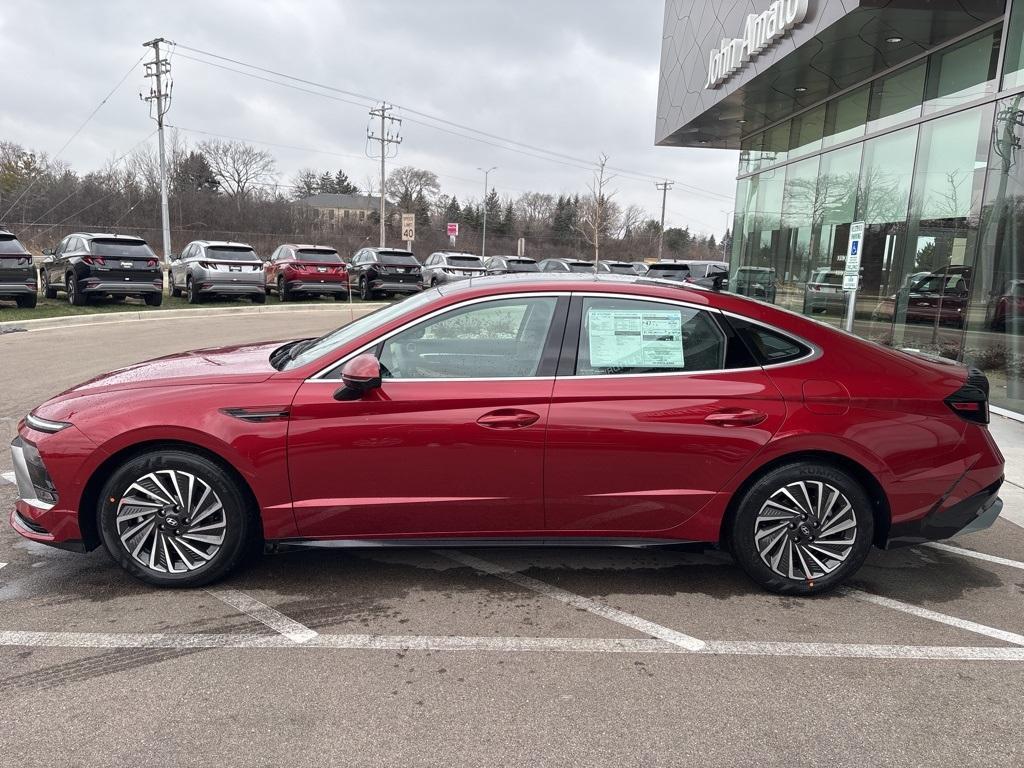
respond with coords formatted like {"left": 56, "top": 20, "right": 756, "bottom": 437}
{"left": 97, "top": 450, "right": 253, "bottom": 587}
{"left": 731, "top": 463, "right": 874, "bottom": 595}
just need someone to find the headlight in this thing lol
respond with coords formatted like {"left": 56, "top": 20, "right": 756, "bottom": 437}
{"left": 26, "top": 413, "right": 71, "bottom": 434}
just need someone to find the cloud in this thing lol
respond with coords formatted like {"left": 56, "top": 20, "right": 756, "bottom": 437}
{"left": 0, "top": 0, "right": 737, "bottom": 237}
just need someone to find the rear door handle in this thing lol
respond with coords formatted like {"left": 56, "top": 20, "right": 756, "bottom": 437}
{"left": 477, "top": 409, "right": 541, "bottom": 429}
{"left": 704, "top": 408, "right": 768, "bottom": 427}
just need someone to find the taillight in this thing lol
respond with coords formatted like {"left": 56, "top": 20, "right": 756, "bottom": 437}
{"left": 17, "top": 256, "right": 31, "bottom": 266}
{"left": 147, "top": 258, "right": 158, "bottom": 267}
{"left": 82, "top": 256, "right": 106, "bottom": 266}
{"left": 945, "top": 368, "right": 990, "bottom": 424}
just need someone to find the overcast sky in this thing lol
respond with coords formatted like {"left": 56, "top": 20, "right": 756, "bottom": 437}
{"left": 0, "top": 0, "right": 738, "bottom": 237}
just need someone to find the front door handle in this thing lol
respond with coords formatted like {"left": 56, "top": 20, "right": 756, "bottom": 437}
{"left": 476, "top": 409, "right": 541, "bottom": 429}
{"left": 704, "top": 408, "right": 768, "bottom": 427}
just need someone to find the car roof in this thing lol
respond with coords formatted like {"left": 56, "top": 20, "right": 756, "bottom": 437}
{"left": 191, "top": 240, "right": 255, "bottom": 249}
{"left": 433, "top": 251, "right": 479, "bottom": 257}
{"left": 75, "top": 232, "right": 147, "bottom": 242}
{"left": 281, "top": 243, "right": 339, "bottom": 251}
{"left": 368, "top": 247, "right": 414, "bottom": 254}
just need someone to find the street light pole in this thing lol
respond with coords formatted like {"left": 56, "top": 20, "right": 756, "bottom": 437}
{"left": 478, "top": 166, "right": 496, "bottom": 258}
{"left": 655, "top": 180, "right": 673, "bottom": 260}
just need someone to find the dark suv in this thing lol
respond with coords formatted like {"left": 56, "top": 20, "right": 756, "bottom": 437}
{"left": 42, "top": 233, "right": 162, "bottom": 306}
{"left": 349, "top": 247, "right": 423, "bottom": 300}
{"left": 0, "top": 230, "right": 37, "bottom": 308}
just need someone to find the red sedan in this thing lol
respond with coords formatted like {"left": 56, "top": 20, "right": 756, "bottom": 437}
{"left": 9, "top": 275, "right": 1004, "bottom": 594}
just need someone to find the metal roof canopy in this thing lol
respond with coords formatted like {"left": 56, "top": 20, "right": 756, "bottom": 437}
{"left": 656, "top": 0, "right": 1006, "bottom": 149}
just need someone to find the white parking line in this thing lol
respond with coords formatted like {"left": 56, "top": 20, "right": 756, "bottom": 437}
{"left": 1, "top": 629, "right": 1023, "bottom": 661}
{"left": 1, "top": 471, "right": 15, "bottom": 485}
{"left": 923, "top": 541, "right": 1024, "bottom": 571}
{"left": 844, "top": 588, "right": 1024, "bottom": 647}
{"left": 206, "top": 588, "right": 318, "bottom": 644}
{"left": 441, "top": 550, "right": 706, "bottom": 652}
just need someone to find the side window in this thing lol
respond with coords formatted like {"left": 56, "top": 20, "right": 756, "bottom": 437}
{"left": 378, "top": 297, "right": 558, "bottom": 379}
{"left": 728, "top": 318, "right": 810, "bottom": 366}
{"left": 576, "top": 297, "right": 726, "bottom": 375}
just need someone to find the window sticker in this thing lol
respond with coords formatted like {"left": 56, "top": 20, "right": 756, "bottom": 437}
{"left": 587, "top": 308, "right": 684, "bottom": 368}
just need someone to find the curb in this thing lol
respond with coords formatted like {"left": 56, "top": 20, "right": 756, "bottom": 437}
{"left": 0, "top": 301, "right": 388, "bottom": 333}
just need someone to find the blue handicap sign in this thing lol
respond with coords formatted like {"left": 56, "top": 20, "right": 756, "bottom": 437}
{"left": 850, "top": 241, "right": 859, "bottom": 256}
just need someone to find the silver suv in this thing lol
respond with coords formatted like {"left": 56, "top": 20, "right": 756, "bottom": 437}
{"left": 421, "top": 252, "right": 486, "bottom": 287}
{"left": 170, "top": 241, "right": 265, "bottom": 304}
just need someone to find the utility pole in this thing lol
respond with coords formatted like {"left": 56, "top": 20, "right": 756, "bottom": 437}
{"left": 655, "top": 180, "right": 673, "bottom": 261}
{"left": 143, "top": 38, "right": 172, "bottom": 263}
{"left": 367, "top": 103, "right": 401, "bottom": 248}
{"left": 478, "top": 166, "right": 496, "bottom": 258}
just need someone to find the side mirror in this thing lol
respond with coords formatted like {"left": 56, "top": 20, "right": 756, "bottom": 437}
{"left": 42, "top": 248, "right": 54, "bottom": 256}
{"left": 334, "top": 353, "right": 382, "bottom": 401}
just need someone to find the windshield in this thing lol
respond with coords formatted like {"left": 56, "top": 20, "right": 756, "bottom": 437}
{"left": 912, "top": 273, "right": 968, "bottom": 293}
{"left": 283, "top": 290, "right": 439, "bottom": 370}
{"left": 90, "top": 239, "right": 156, "bottom": 259}
{"left": 381, "top": 252, "right": 418, "bottom": 266}
{"left": 569, "top": 263, "right": 593, "bottom": 273}
{"left": 811, "top": 271, "right": 843, "bottom": 286}
{"left": 207, "top": 246, "right": 259, "bottom": 261}
{"left": 0, "top": 235, "right": 27, "bottom": 255}
{"left": 448, "top": 256, "right": 482, "bottom": 265}
{"left": 297, "top": 249, "right": 343, "bottom": 264}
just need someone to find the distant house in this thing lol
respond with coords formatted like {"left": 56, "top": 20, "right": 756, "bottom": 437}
{"left": 296, "top": 193, "right": 394, "bottom": 229}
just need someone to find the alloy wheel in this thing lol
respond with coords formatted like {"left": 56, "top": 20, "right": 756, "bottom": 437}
{"left": 753, "top": 480, "right": 857, "bottom": 581}
{"left": 114, "top": 469, "right": 227, "bottom": 574}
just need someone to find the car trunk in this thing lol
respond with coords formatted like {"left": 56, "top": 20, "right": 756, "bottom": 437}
{"left": 0, "top": 253, "right": 32, "bottom": 284}
{"left": 90, "top": 240, "right": 159, "bottom": 283}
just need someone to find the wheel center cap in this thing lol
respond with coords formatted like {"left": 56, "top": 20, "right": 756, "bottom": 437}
{"left": 165, "top": 515, "right": 180, "bottom": 528}
{"left": 798, "top": 523, "right": 814, "bottom": 538}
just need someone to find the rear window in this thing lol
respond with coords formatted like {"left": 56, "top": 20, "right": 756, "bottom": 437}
{"left": 297, "top": 249, "right": 342, "bottom": 264}
{"left": 448, "top": 256, "right": 482, "bottom": 265}
{"left": 569, "top": 263, "right": 593, "bottom": 273}
{"left": 607, "top": 264, "right": 635, "bottom": 274}
{"left": 90, "top": 239, "right": 155, "bottom": 259}
{"left": 0, "top": 235, "right": 27, "bottom": 255}
{"left": 208, "top": 246, "right": 259, "bottom": 261}
{"left": 813, "top": 271, "right": 843, "bottom": 286}
{"left": 509, "top": 259, "right": 539, "bottom": 272}
{"left": 381, "top": 252, "right": 418, "bottom": 266}
{"left": 730, "top": 318, "right": 810, "bottom": 365}
{"left": 648, "top": 265, "right": 689, "bottom": 278}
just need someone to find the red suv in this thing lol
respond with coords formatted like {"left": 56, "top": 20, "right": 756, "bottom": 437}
{"left": 10, "top": 275, "right": 1004, "bottom": 594}
{"left": 265, "top": 244, "right": 349, "bottom": 301}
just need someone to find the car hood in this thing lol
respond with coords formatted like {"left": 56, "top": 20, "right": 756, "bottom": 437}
{"left": 55, "top": 341, "right": 282, "bottom": 397}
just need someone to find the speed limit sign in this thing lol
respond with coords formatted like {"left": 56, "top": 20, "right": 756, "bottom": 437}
{"left": 401, "top": 213, "right": 416, "bottom": 241}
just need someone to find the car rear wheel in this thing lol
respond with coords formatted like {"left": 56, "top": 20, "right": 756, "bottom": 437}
{"left": 16, "top": 293, "right": 37, "bottom": 309}
{"left": 67, "top": 274, "right": 86, "bottom": 306}
{"left": 251, "top": 291, "right": 266, "bottom": 304}
{"left": 97, "top": 450, "right": 255, "bottom": 587}
{"left": 186, "top": 276, "right": 201, "bottom": 305}
{"left": 730, "top": 463, "right": 874, "bottom": 595}
{"left": 42, "top": 271, "right": 58, "bottom": 299}
{"left": 144, "top": 293, "right": 163, "bottom": 307}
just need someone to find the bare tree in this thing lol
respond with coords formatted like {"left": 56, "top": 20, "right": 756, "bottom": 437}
{"left": 513, "top": 191, "right": 555, "bottom": 234}
{"left": 384, "top": 166, "right": 440, "bottom": 204}
{"left": 574, "top": 153, "right": 618, "bottom": 262}
{"left": 198, "top": 139, "right": 276, "bottom": 206}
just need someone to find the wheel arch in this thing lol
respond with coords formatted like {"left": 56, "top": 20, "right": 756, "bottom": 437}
{"left": 719, "top": 450, "right": 891, "bottom": 552}
{"left": 78, "top": 439, "right": 264, "bottom": 551}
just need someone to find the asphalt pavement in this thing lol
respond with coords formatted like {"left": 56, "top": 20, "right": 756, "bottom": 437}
{"left": 1, "top": 310, "right": 1023, "bottom": 767}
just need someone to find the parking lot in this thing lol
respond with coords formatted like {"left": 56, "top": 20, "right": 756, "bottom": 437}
{"left": 2, "top": 309, "right": 1024, "bottom": 767}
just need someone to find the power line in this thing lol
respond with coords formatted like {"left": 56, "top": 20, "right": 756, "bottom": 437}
{"left": 1, "top": 50, "right": 148, "bottom": 222}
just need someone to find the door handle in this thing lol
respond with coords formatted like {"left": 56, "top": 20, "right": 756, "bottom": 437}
{"left": 476, "top": 409, "right": 541, "bottom": 429}
{"left": 704, "top": 408, "right": 768, "bottom": 427}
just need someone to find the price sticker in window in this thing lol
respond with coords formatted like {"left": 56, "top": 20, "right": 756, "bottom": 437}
{"left": 588, "top": 308, "right": 684, "bottom": 368}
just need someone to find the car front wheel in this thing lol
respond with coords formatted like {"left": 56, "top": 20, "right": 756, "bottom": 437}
{"left": 729, "top": 463, "right": 874, "bottom": 595}
{"left": 359, "top": 276, "right": 373, "bottom": 301}
{"left": 97, "top": 450, "right": 255, "bottom": 587}
{"left": 67, "top": 274, "right": 86, "bottom": 306}
{"left": 42, "top": 271, "right": 58, "bottom": 299}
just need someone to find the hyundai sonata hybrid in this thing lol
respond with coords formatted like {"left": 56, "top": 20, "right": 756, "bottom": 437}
{"left": 9, "top": 274, "right": 1004, "bottom": 594}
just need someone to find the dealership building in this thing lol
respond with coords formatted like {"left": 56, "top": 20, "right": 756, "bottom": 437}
{"left": 657, "top": 0, "right": 1024, "bottom": 416}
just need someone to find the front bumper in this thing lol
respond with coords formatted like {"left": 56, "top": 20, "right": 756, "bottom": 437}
{"left": 887, "top": 479, "right": 1004, "bottom": 547}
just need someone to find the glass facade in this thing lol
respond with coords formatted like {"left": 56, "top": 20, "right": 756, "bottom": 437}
{"left": 729, "top": 14, "right": 1024, "bottom": 413}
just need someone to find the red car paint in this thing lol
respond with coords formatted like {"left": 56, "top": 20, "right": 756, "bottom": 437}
{"left": 11, "top": 275, "right": 1004, "bottom": 553}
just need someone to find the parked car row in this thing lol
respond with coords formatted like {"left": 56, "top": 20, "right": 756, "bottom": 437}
{"left": 1, "top": 227, "right": 725, "bottom": 312}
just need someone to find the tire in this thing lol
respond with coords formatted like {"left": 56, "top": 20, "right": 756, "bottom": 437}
{"left": 97, "top": 450, "right": 256, "bottom": 587}
{"left": 42, "top": 271, "right": 58, "bottom": 299}
{"left": 144, "top": 293, "right": 163, "bottom": 307}
{"left": 171, "top": 278, "right": 182, "bottom": 298}
{"left": 67, "top": 274, "right": 86, "bottom": 306}
{"left": 333, "top": 292, "right": 347, "bottom": 301}
{"left": 251, "top": 291, "right": 266, "bottom": 305}
{"left": 16, "top": 293, "right": 37, "bottom": 309}
{"left": 278, "top": 277, "right": 292, "bottom": 302}
{"left": 359, "top": 276, "right": 373, "bottom": 301}
{"left": 729, "top": 462, "right": 874, "bottom": 595}
{"left": 186, "top": 276, "right": 201, "bottom": 305}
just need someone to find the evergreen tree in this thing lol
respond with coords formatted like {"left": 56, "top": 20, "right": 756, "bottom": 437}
{"left": 413, "top": 190, "right": 431, "bottom": 232}
{"left": 331, "top": 169, "right": 358, "bottom": 194}
{"left": 500, "top": 200, "right": 515, "bottom": 238}
{"left": 444, "top": 194, "right": 461, "bottom": 224}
